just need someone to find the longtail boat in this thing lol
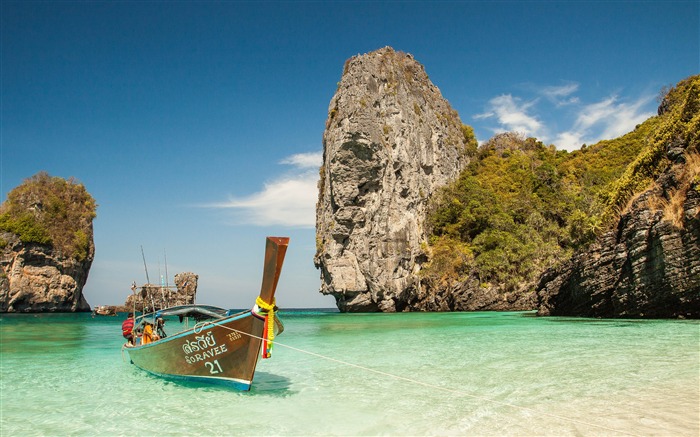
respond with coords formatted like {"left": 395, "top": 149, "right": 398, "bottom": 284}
{"left": 123, "top": 236, "right": 289, "bottom": 390}
{"left": 93, "top": 305, "right": 117, "bottom": 316}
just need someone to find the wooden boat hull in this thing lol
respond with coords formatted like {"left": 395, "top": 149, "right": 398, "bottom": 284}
{"left": 124, "top": 236, "right": 289, "bottom": 390}
{"left": 126, "top": 311, "right": 266, "bottom": 390}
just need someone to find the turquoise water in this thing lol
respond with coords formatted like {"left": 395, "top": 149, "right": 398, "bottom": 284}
{"left": 1, "top": 311, "right": 698, "bottom": 436}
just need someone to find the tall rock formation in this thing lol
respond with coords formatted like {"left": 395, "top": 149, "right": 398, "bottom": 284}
{"left": 314, "top": 47, "right": 472, "bottom": 312}
{"left": 537, "top": 76, "right": 700, "bottom": 318}
{"left": 0, "top": 173, "right": 96, "bottom": 313}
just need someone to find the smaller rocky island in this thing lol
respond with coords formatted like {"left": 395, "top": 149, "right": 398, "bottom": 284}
{"left": 0, "top": 172, "right": 96, "bottom": 313}
{"left": 123, "top": 272, "right": 198, "bottom": 313}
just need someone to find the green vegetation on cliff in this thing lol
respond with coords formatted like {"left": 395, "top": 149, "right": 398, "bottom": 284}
{"left": 603, "top": 76, "right": 700, "bottom": 217}
{"left": 0, "top": 172, "right": 97, "bottom": 260}
{"left": 424, "top": 74, "right": 699, "bottom": 293}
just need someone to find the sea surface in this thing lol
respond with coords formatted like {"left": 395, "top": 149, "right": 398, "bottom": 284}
{"left": 0, "top": 310, "right": 698, "bottom": 436}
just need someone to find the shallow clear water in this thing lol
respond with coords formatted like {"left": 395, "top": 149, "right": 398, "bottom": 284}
{"left": 1, "top": 311, "right": 698, "bottom": 436}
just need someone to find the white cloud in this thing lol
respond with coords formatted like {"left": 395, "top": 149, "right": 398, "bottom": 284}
{"left": 596, "top": 95, "right": 654, "bottom": 139}
{"left": 280, "top": 151, "right": 322, "bottom": 169}
{"left": 573, "top": 96, "right": 619, "bottom": 131}
{"left": 206, "top": 151, "right": 321, "bottom": 228}
{"left": 553, "top": 131, "right": 585, "bottom": 151}
{"left": 562, "top": 94, "right": 656, "bottom": 148}
{"left": 476, "top": 94, "right": 544, "bottom": 138}
{"left": 474, "top": 84, "right": 656, "bottom": 151}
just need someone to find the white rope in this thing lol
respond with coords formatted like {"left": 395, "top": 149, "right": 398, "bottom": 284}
{"left": 120, "top": 344, "right": 129, "bottom": 362}
{"left": 215, "top": 322, "right": 642, "bottom": 437}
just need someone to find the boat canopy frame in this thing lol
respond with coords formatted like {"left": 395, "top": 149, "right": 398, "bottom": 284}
{"left": 134, "top": 305, "right": 244, "bottom": 325}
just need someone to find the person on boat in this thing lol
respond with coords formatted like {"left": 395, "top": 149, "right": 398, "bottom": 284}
{"left": 121, "top": 313, "right": 135, "bottom": 345}
{"left": 156, "top": 317, "right": 167, "bottom": 339}
{"left": 142, "top": 322, "right": 157, "bottom": 345}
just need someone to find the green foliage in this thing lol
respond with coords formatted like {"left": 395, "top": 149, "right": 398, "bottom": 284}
{"left": 0, "top": 172, "right": 97, "bottom": 259}
{"left": 601, "top": 75, "right": 700, "bottom": 221}
{"left": 461, "top": 124, "right": 478, "bottom": 157}
{"left": 424, "top": 75, "right": 700, "bottom": 293}
{"left": 420, "top": 236, "right": 472, "bottom": 288}
{"left": 426, "top": 133, "right": 575, "bottom": 289}
{"left": 72, "top": 229, "right": 91, "bottom": 261}
{"left": 0, "top": 212, "right": 51, "bottom": 245}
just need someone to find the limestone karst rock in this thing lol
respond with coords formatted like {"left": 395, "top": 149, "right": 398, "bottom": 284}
{"left": 0, "top": 173, "right": 96, "bottom": 313}
{"left": 0, "top": 237, "right": 93, "bottom": 312}
{"left": 537, "top": 76, "right": 700, "bottom": 318}
{"left": 314, "top": 47, "right": 472, "bottom": 312}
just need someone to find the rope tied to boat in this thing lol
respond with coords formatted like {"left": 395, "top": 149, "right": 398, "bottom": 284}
{"left": 255, "top": 296, "right": 276, "bottom": 358}
{"left": 216, "top": 322, "right": 643, "bottom": 437}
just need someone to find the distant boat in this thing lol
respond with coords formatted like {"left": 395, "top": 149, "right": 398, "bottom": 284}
{"left": 123, "top": 236, "right": 289, "bottom": 391}
{"left": 93, "top": 305, "right": 117, "bottom": 316}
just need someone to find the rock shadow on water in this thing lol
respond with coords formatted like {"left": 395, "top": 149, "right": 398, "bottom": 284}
{"left": 543, "top": 316, "right": 667, "bottom": 327}
{"left": 0, "top": 314, "right": 89, "bottom": 354}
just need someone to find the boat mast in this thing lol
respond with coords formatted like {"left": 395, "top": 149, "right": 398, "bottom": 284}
{"left": 164, "top": 249, "right": 170, "bottom": 308}
{"left": 157, "top": 258, "right": 166, "bottom": 310}
{"left": 140, "top": 246, "right": 151, "bottom": 284}
{"left": 140, "top": 246, "right": 155, "bottom": 313}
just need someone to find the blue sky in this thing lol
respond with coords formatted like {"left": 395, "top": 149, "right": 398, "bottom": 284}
{"left": 1, "top": 1, "right": 698, "bottom": 309}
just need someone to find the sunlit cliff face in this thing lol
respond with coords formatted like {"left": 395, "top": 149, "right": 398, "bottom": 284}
{"left": 315, "top": 47, "right": 470, "bottom": 312}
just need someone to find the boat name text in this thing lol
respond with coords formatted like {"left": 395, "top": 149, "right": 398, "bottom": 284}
{"left": 182, "top": 331, "right": 228, "bottom": 365}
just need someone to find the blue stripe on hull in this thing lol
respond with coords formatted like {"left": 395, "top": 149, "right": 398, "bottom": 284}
{"left": 133, "top": 365, "right": 252, "bottom": 390}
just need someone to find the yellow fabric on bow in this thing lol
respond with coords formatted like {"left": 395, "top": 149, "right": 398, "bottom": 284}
{"left": 256, "top": 296, "right": 276, "bottom": 358}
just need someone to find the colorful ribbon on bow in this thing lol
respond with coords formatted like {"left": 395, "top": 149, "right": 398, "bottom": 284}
{"left": 256, "top": 296, "right": 276, "bottom": 358}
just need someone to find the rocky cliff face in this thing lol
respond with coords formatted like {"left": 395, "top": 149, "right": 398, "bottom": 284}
{"left": 0, "top": 234, "right": 93, "bottom": 312}
{"left": 314, "top": 47, "right": 471, "bottom": 312}
{"left": 0, "top": 173, "right": 96, "bottom": 313}
{"left": 537, "top": 77, "right": 700, "bottom": 318}
{"left": 537, "top": 155, "right": 700, "bottom": 318}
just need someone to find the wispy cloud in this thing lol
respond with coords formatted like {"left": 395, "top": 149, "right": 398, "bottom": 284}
{"left": 573, "top": 96, "right": 620, "bottom": 131}
{"left": 473, "top": 83, "right": 656, "bottom": 151}
{"left": 280, "top": 151, "right": 323, "bottom": 169}
{"left": 540, "top": 83, "right": 580, "bottom": 106}
{"left": 554, "top": 94, "right": 655, "bottom": 149}
{"left": 475, "top": 94, "right": 544, "bottom": 138}
{"left": 207, "top": 151, "right": 322, "bottom": 228}
{"left": 574, "top": 95, "right": 654, "bottom": 139}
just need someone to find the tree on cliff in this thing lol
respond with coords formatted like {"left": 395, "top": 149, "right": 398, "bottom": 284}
{"left": 424, "top": 74, "right": 699, "bottom": 309}
{"left": 537, "top": 75, "right": 699, "bottom": 318}
{"left": 0, "top": 172, "right": 97, "bottom": 260}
